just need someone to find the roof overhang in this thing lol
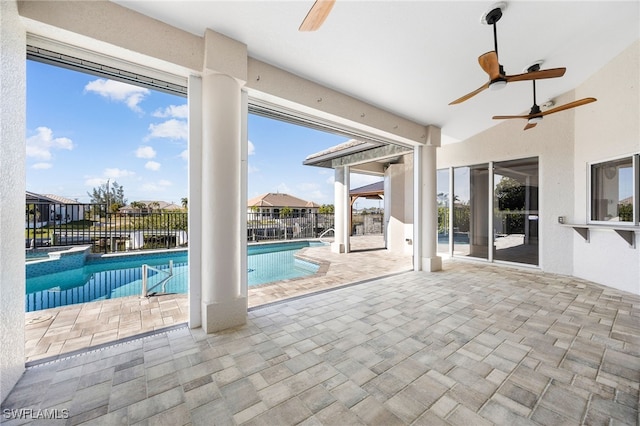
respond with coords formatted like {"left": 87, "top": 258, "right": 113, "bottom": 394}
{"left": 304, "top": 140, "right": 412, "bottom": 175}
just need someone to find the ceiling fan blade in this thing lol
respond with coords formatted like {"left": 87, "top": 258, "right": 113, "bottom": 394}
{"left": 299, "top": 0, "right": 336, "bottom": 31}
{"left": 449, "top": 82, "right": 490, "bottom": 105}
{"left": 492, "top": 114, "right": 530, "bottom": 120}
{"left": 478, "top": 51, "right": 501, "bottom": 80}
{"left": 540, "top": 97, "right": 597, "bottom": 116}
{"left": 524, "top": 122, "right": 537, "bottom": 130}
{"left": 506, "top": 67, "right": 567, "bottom": 83}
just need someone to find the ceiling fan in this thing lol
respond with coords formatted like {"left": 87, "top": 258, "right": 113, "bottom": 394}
{"left": 493, "top": 64, "right": 597, "bottom": 130}
{"left": 299, "top": 0, "right": 336, "bottom": 32}
{"left": 449, "top": 4, "right": 566, "bottom": 105}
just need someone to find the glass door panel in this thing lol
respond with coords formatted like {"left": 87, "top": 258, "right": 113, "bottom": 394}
{"left": 437, "top": 168, "right": 450, "bottom": 254}
{"left": 453, "top": 165, "right": 489, "bottom": 259}
{"left": 493, "top": 157, "right": 539, "bottom": 265}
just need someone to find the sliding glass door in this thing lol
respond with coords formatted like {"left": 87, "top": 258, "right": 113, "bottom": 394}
{"left": 441, "top": 157, "right": 539, "bottom": 266}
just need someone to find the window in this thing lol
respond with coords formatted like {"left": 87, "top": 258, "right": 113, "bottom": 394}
{"left": 590, "top": 155, "right": 638, "bottom": 224}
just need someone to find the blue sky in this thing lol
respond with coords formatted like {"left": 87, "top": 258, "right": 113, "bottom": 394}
{"left": 26, "top": 60, "right": 381, "bottom": 207}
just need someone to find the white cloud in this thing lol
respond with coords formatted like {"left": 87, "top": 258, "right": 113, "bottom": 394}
{"left": 26, "top": 127, "right": 74, "bottom": 160}
{"left": 135, "top": 146, "right": 156, "bottom": 159}
{"left": 145, "top": 161, "right": 161, "bottom": 171}
{"left": 179, "top": 150, "right": 188, "bottom": 161}
{"left": 141, "top": 180, "right": 172, "bottom": 192}
{"left": 326, "top": 175, "right": 335, "bottom": 185}
{"left": 84, "top": 79, "right": 150, "bottom": 113}
{"left": 146, "top": 119, "right": 188, "bottom": 141}
{"left": 32, "top": 162, "right": 52, "bottom": 170}
{"left": 248, "top": 140, "right": 255, "bottom": 155}
{"left": 153, "top": 104, "right": 188, "bottom": 118}
{"left": 248, "top": 164, "right": 259, "bottom": 174}
{"left": 104, "top": 168, "right": 135, "bottom": 179}
{"left": 84, "top": 177, "right": 106, "bottom": 187}
{"left": 276, "top": 182, "right": 291, "bottom": 193}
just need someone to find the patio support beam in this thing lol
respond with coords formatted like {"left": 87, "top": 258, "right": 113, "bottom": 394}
{"left": 199, "top": 30, "right": 248, "bottom": 333}
{"left": 419, "top": 126, "right": 442, "bottom": 272}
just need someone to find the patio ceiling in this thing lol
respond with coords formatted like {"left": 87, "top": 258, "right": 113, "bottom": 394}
{"left": 112, "top": 1, "right": 639, "bottom": 143}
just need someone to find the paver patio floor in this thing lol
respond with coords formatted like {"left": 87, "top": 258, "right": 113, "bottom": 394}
{"left": 7, "top": 259, "right": 639, "bottom": 425}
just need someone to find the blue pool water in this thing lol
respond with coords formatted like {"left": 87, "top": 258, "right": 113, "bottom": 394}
{"left": 25, "top": 241, "right": 323, "bottom": 312}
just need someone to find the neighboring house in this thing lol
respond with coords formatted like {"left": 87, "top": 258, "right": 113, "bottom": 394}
{"left": 119, "top": 200, "right": 183, "bottom": 215}
{"left": 25, "top": 191, "right": 83, "bottom": 227}
{"left": 247, "top": 193, "right": 320, "bottom": 218}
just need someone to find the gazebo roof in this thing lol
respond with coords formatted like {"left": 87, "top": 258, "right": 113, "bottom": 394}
{"left": 350, "top": 181, "right": 384, "bottom": 200}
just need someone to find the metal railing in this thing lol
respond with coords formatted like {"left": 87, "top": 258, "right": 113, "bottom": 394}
{"left": 26, "top": 203, "right": 388, "bottom": 252}
{"left": 141, "top": 260, "right": 173, "bottom": 297}
{"left": 246, "top": 212, "right": 334, "bottom": 242}
{"left": 25, "top": 202, "right": 188, "bottom": 253}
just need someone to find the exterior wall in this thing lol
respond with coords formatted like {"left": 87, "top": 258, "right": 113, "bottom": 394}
{"left": 439, "top": 40, "right": 640, "bottom": 295}
{"left": 384, "top": 154, "right": 415, "bottom": 255}
{"left": 385, "top": 162, "right": 406, "bottom": 253}
{"left": 403, "top": 154, "right": 414, "bottom": 256}
{"left": 0, "top": 0, "right": 26, "bottom": 403}
{"left": 572, "top": 40, "right": 640, "bottom": 294}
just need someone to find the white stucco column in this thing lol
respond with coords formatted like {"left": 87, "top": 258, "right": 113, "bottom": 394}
{"left": 199, "top": 30, "right": 248, "bottom": 333}
{"left": 0, "top": 0, "right": 26, "bottom": 402}
{"left": 332, "top": 166, "right": 349, "bottom": 253}
{"left": 420, "top": 126, "right": 442, "bottom": 271}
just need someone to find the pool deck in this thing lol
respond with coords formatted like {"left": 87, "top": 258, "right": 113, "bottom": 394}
{"left": 25, "top": 235, "right": 411, "bottom": 362}
{"left": 9, "top": 249, "right": 640, "bottom": 425}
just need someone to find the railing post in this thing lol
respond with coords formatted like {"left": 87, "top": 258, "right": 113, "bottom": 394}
{"left": 141, "top": 264, "right": 148, "bottom": 297}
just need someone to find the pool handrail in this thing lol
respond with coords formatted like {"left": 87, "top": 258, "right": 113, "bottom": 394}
{"left": 318, "top": 228, "right": 335, "bottom": 244}
{"left": 141, "top": 260, "right": 173, "bottom": 297}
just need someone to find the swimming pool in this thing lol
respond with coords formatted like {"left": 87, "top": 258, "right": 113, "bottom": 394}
{"left": 25, "top": 241, "right": 323, "bottom": 312}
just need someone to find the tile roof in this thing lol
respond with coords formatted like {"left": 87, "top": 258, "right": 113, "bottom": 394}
{"left": 247, "top": 193, "right": 320, "bottom": 208}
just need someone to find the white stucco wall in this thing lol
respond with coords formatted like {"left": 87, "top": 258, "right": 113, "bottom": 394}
{"left": 403, "top": 154, "right": 415, "bottom": 256}
{"left": 0, "top": 0, "right": 26, "bottom": 403}
{"left": 385, "top": 162, "right": 406, "bottom": 253}
{"left": 572, "top": 40, "right": 640, "bottom": 294}
{"left": 439, "top": 39, "right": 640, "bottom": 295}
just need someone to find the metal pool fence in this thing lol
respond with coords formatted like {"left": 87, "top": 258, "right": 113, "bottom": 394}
{"left": 25, "top": 202, "right": 188, "bottom": 254}
{"left": 25, "top": 202, "right": 391, "bottom": 253}
{"left": 246, "top": 212, "right": 335, "bottom": 242}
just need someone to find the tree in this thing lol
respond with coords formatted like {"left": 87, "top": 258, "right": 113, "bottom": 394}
{"left": 280, "top": 206, "right": 292, "bottom": 217}
{"left": 318, "top": 204, "right": 334, "bottom": 214}
{"left": 87, "top": 181, "right": 126, "bottom": 211}
{"left": 129, "top": 201, "right": 147, "bottom": 213}
{"left": 181, "top": 197, "right": 188, "bottom": 210}
{"left": 495, "top": 176, "right": 525, "bottom": 211}
{"left": 495, "top": 176, "right": 526, "bottom": 234}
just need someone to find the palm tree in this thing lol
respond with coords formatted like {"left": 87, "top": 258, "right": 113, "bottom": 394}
{"left": 130, "top": 201, "right": 147, "bottom": 213}
{"left": 181, "top": 197, "right": 188, "bottom": 210}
